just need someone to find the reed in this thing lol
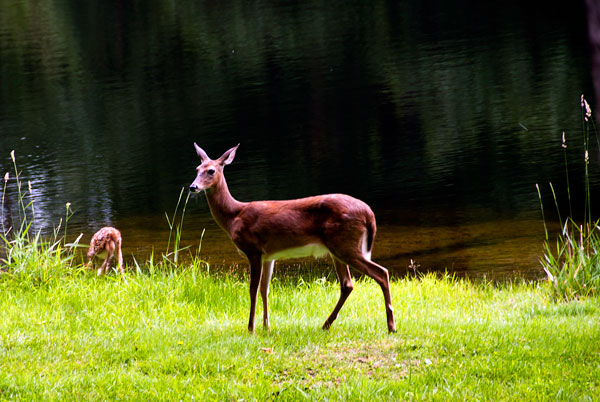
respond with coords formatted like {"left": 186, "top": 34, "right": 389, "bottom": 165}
{"left": 0, "top": 151, "right": 83, "bottom": 287}
{"left": 537, "top": 95, "right": 600, "bottom": 301}
{"left": 164, "top": 187, "right": 192, "bottom": 268}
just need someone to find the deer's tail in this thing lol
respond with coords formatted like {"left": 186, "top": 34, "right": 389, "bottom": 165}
{"left": 364, "top": 212, "right": 376, "bottom": 259}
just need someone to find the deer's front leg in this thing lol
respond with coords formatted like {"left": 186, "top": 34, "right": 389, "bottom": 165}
{"left": 260, "top": 260, "right": 275, "bottom": 330}
{"left": 247, "top": 254, "right": 263, "bottom": 333}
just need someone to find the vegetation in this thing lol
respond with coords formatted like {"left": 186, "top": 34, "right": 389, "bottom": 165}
{"left": 1, "top": 151, "right": 83, "bottom": 288}
{"left": 540, "top": 219, "right": 600, "bottom": 301}
{"left": 538, "top": 95, "right": 600, "bottom": 301}
{"left": 0, "top": 269, "right": 598, "bottom": 401}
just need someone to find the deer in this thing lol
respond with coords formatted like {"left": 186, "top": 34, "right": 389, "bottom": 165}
{"left": 189, "top": 144, "right": 396, "bottom": 333}
{"left": 85, "top": 227, "right": 124, "bottom": 275}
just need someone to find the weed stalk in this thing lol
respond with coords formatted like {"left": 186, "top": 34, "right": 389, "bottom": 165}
{"left": 539, "top": 95, "right": 600, "bottom": 301}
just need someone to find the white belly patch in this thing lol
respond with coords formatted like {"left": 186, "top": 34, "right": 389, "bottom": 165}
{"left": 265, "top": 243, "right": 330, "bottom": 261}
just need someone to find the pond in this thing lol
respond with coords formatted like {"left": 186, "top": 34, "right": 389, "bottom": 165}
{"left": 0, "top": 0, "right": 597, "bottom": 278}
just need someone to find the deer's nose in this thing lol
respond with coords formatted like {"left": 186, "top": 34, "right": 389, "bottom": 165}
{"left": 189, "top": 184, "right": 198, "bottom": 193}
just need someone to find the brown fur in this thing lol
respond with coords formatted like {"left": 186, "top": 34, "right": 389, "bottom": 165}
{"left": 86, "top": 227, "right": 124, "bottom": 275}
{"left": 190, "top": 144, "right": 396, "bottom": 333}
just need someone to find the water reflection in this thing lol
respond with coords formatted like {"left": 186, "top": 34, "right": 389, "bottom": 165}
{"left": 0, "top": 0, "right": 595, "bottom": 277}
{"left": 106, "top": 208, "right": 547, "bottom": 279}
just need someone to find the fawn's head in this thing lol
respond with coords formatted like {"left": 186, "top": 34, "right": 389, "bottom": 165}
{"left": 189, "top": 143, "right": 239, "bottom": 193}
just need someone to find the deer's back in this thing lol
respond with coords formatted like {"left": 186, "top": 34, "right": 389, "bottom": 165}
{"left": 229, "top": 193, "right": 375, "bottom": 255}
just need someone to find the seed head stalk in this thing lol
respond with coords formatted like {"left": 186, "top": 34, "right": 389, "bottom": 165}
{"left": 561, "top": 131, "right": 572, "bottom": 219}
{"left": 536, "top": 183, "right": 548, "bottom": 240}
{"left": 10, "top": 150, "right": 26, "bottom": 229}
{"left": 582, "top": 95, "right": 592, "bottom": 230}
{"left": 2, "top": 172, "right": 9, "bottom": 234}
{"left": 28, "top": 180, "right": 36, "bottom": 227}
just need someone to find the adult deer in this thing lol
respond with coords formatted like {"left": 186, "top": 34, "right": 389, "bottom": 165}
{"left": 189, "top": 144, "right": 396, "bottom": 333}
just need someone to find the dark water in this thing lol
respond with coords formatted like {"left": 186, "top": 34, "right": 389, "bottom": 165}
{"left": 0, "top": 0, "right": 597, "bottom": 278}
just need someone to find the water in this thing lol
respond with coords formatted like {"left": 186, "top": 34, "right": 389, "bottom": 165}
{"left": 0, "top": 0, "right": 596, "bottom": 278}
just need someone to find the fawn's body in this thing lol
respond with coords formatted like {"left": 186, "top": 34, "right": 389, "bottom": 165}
{"left": 86, "top": 227, "right": 124, "bottom": 275}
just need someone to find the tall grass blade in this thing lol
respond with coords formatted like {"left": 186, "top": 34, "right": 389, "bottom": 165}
{"left": 540, "top": 95, "right": 600, "bottom": 301}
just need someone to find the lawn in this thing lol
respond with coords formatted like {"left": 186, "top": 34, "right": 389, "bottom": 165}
{"left": 0, "top": 268, "right": 598, "bottom": 401}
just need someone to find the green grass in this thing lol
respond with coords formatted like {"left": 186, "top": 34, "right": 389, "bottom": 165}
{"left": 1, "top": 269, "right": 598, "bottom": 401}
{"left": 537, "top": 94, "right": 600, "bottom": 301}
{"left": 540, "top": 219, "right": 600, "bottom": 301}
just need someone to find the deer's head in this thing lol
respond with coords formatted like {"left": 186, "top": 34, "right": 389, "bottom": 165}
{"left": 189, "top": 143, "right": 239, "bottom": 193}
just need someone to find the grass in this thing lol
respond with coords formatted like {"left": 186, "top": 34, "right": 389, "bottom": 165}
{"left": 539, "top": 219, "right": 600, "bottom": 300}
{"left": 0, "top": 269, "right": 598, "bottom": 401}
{"left": 1, "top": 151, "right": 84, "bottom": 287}
{"left": 537, "top": 95, "right": 600, "bottom": 301}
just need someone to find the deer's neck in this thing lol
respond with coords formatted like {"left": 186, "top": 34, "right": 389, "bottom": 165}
{"left": 204, "top": 178, "right": 245, "bottom": 233}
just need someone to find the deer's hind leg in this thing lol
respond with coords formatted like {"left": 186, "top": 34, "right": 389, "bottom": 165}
{"left": 115, "top": 237, "right": 124, "bottom": 274}
{"left": 326, "top": 233, "right": 396, "bottom": 333}
{"left": 99, "top": 241, "right": 115, "bottom": 275}
{"left": 345, "top": 254, "right": 396, "bottom": 333}
{"left": 323, "top": 256, "right": 354, "bottom": 330}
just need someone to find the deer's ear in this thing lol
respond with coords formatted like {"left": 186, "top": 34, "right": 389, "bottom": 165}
{"left": 218, "top": 144, "right": 239, "bottom": 166}
{"left": 194, "top": 143, "right": 210, "bottom": 163}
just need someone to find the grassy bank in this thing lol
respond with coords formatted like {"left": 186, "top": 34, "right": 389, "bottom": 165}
{"left": 0, "top": 269, "right": 598, "bottom": 401}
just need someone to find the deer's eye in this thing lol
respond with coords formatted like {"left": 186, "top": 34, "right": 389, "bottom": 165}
{"left": 206, "top": 168, "right": 216, "bottom": 176}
